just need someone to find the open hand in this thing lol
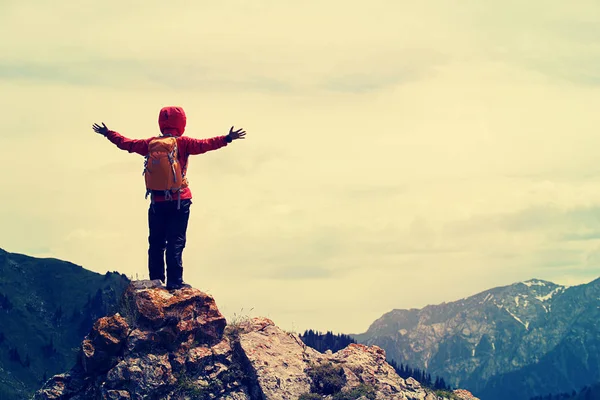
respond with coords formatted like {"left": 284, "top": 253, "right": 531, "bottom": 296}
{"left": 228, "top": 126, "right": 246, "bottom": 141}
{"left": 92, "top": 122, "right": 109, "bottom": 136}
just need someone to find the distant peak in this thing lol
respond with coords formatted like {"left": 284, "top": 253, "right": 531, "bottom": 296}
{"left": 521, "top": 279, "right": 557, "bottom": 288}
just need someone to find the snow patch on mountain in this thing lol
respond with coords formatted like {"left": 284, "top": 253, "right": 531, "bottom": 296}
{"left": 523, "top": 279, "right": 547, "bottom": 287}
{"left": 535, "top": 287, "right": 565, "bottom": 302}
{"left": 505, "top": 308, "right": 529, "bottom": 330}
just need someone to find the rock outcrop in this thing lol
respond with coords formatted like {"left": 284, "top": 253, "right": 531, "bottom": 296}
{"left": 34, "top": 280, "right": 456, "bottom": 400}
{"left": 451, "top": 389, "right": 480, "bottom": 400}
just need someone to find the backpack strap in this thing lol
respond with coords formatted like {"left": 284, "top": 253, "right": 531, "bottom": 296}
{"left": 142, "top": 154, "right": 149, "bottom": 176}
{"left": 167, "top": 151, "right": 177, "bottom": 183}
{"left": 147, "top": 190, "right": 155, "bottom": 205}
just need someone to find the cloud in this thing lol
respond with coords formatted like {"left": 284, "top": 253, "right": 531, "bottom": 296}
{"left": 0, "top": 1, "right": 459, "bottom": 96}
{"left": 446, "top": 205, "right": 600, "bottom": 237}
{"left": 455, "top": 0, "right": 600, "bottom": 85}
{"left": 265, "top": 265, "right": 334, "bottom": 280}
{"left": 0, "top": 46, "right": 448, "bottom": 95}
{"left": 560, "top": 231, "right": 600, "bottom": 242}
{"left": 3, "top": 0, "right": 600, "bottom": 335}
{"left": 319, "top": 48, "right": 449, "bottom": 93}
{"left": 0, "top": 59, "right": 298, "bottom": 94}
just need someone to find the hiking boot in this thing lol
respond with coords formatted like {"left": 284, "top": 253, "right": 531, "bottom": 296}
{"left": 166, "top": 281, "right": 192, "bottom": 290}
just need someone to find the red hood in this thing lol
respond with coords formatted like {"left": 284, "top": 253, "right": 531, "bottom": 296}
{"left": 158, "top": 106, "right": 187, "bottom": 136}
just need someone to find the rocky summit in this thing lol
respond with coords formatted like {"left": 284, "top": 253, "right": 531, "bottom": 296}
{"left": 34, "top": 280, "right": 461, "bottom": 400}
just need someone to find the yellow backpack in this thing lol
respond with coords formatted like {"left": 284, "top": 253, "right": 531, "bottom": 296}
{"left": 142, "top": 136, "right": 187, "bottom": 205}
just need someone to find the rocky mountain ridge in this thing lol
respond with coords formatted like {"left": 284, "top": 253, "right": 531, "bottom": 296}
{"left": 0, "top": 247, "right": 130, "bottom": 400}
{"left": 353, "top": 277, "right": 600, "bottom": 400}
{"left": 35, "top": 280, "right": 476, "bottom": 400}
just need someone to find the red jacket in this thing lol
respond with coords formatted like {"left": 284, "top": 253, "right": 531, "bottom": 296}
{"left": 104, "top": 130, "right": 231, "bottom": 201}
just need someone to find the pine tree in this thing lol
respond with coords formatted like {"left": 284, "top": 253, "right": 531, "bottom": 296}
{"left": 42, "top": 338, "right": 57, "bottom": 358}
{"left": 299, "top": 329, "right": 357, "bottom": 353}
{"left": 439, "top": 377, "right": 447, "bottom": 390}
{"left": 425, "top": 373, "right": 432, "bottom": 387}
{"left": 53, "top": 306, "right": 63, "bottom": 324}
{"left": 9, "top": 347, "right": 21, "bottom": 363}
{"left": 0, "top": 293, "right": 13, "bottom": 311}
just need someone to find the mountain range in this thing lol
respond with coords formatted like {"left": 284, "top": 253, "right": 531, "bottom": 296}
{"left": 353, "top": 277, "right": 600, "bottom": 400}
{"left": 0, "top": 248, "right": 130, "bottom": 400}
{"left": 2, "top": 246, "right": 600, "bottom": 400}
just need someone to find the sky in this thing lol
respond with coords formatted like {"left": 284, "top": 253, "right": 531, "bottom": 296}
{"left": 2, "top": 0, "right": 600, "bottom": 334}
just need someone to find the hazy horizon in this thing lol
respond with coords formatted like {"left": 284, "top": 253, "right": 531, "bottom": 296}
{"left": 3, "top": 0, "right": 600, "bottom": 334}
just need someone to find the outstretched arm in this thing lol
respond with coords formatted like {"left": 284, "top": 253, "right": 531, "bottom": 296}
{"left": 92, "top": 122, "right": 149, "bottom": 156}
{"left": 184, "top": 126, "right": 247, "bottom": 155}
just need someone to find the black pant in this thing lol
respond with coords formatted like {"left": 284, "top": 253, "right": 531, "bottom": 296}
{"left": 147, "top": 199, "right": 191, "bottom": 284}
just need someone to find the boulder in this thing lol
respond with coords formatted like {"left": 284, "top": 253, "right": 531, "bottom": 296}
{"left": 122, "top": 284, "right": 226, "bottom": 346}
{"left": 81, "top": 314, "right": 129, "bottom": 374}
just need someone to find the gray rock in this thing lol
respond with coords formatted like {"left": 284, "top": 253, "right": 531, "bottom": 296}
{"left": 236, "top": 317, "right": 437, "bottom": 400}
{"left": 129, "top": 279, "right": 163, "bottom": 290}
{"left": 220, "top": 387, "right": 251, "bottom": 400}
{"left": 106, "top": 354, "right": 176, "bottom": 397}
{"left": 237, "top": 317, "right": 318, "bottom": 399}
{"left": 102, "top": 389, "right": 131, "bottom": 399}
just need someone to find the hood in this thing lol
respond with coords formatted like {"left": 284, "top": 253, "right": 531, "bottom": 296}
{"left": 158, "top": 106, "right": 187, "bottom": 136}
